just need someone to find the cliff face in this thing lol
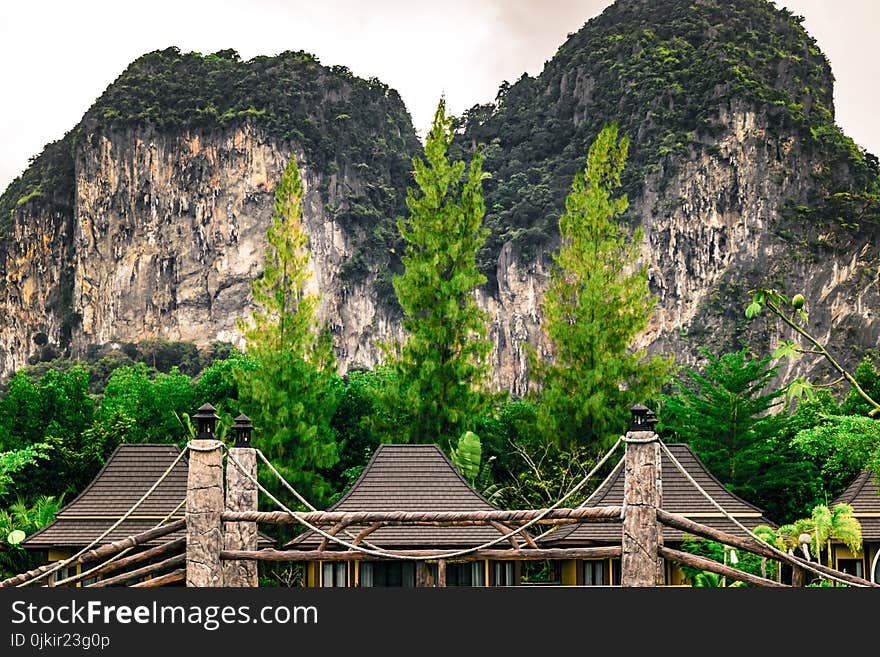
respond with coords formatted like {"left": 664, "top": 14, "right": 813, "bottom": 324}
{"left": 451, "top": 0, "right": 880, "bottom": 389}
{"left": 2, "top": 0, "right": 879, "bottom": 394}
{"left": 71, "top": 123, "right": 409, "bottom": 366}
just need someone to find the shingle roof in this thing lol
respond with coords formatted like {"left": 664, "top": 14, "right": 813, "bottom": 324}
{"left": 23, "top": 443, "right": 274, "bottom": 549}
{"left": 831, "top": 469, "right": 880, "bottom": 541}
{"left": 287, "top": 444, "right": 528, "bottom": 550}
{"left": 538, "top": 443, "right": 776, "bottom": 546}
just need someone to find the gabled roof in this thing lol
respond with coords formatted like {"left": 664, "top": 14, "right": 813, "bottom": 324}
{"left": 832, "top": 469, "right": 880, "bottom": 541}
{"left": 539, "top": 443, "right": 776, "bottom": 546}
{"left": 23, "top": 443, "right": 274, "bottom": 549}
{"left": 287, "top": 443, "right": 528, "bottom": 550}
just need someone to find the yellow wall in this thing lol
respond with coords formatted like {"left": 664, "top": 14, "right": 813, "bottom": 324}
{"left": 561, "top": 560, "right": 578, "bottom": 586}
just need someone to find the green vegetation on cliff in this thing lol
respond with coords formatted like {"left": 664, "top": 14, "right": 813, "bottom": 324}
{"left": 449, "top": 0, "right": 880, "bottom": 288}
{"left": 2, "top": 47, "right": 421, "bottom": 295}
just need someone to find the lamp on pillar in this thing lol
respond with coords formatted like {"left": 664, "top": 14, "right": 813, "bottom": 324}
{"left": 231, "top": 414, "right": 254, "bottom": 448}
{"left": 194, "top": 403, "right": 220, "bottom": 439}
{"left": 629, "top": 403, "right": 658, "bottom": 433}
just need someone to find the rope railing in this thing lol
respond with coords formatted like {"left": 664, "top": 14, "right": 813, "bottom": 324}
{"left": 657, "top": 441, "right": 869, "bottom": 588}
{"left": 222, "top": 436, "right": 625, "bottom": 562}
{"left": 10, "top": 446, "right": 189, "bottom": 588}
{"left": 50, "top": 499, "right": 186, "bottom": 588}
{"left": 0, "top": 519, "right": 186, "bottom": 588}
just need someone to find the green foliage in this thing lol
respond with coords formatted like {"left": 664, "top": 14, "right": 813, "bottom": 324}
{"left": 235, "top": 155, "right": 341, "bottom": 508}
{"left": 0, "top": 445, "right": 49, "bottom": 498}
{"left": 660, "top": 348, "right": 786, "bottom": 481}
{"left": 777, "top": 503, "right": 862, "bottom": 568}
{"left": 480, "top": 400, "right": 598, "bottom": 511}
{"left": 531, "top": 123, "right": 671, "bottom": 450}
{"left": 449, "top": 431, "right": 483, "bottom": 487}
{"left": 0, "top": 367, "right": 99, "bottom": 501}
{"left": 0, "top": 495, "right": 62, "bottom": 578}
{"left": 374, "top": 99, "right": 495, "bottom": 451}
{"left": 790, "top": 412, "right": 880, "bottom": 495}
{"left": 657, "top": 347, "right": 828, "bottom": 523}
{"left": 193, "top": 351, "right": 257, "bottom": 413}
{"left": 324, "top": 369, "right": 387, "bottom": 501}
{"left": 449, "top": 0, "right": 878, "bottom": 288}
{"left": 91, "top": 363, "right": 196, "bottom": 446}
{"left": 679, "top": 535, "right": 775, "bottom": 586}
{"left": 841, "top": 355, "right": 880, "bottom": 417}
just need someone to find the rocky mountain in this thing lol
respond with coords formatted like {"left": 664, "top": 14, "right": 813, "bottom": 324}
{"left": 2, "top": 0, "right": 878, "bottom": 395}
{"left": 0, "top": 48, "right": 419, "bottom": 380}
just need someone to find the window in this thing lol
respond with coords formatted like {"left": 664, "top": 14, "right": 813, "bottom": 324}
{"left": 583, "top": 560, "right": 607, "bottom": 586}
{"left": 836, "top": 559, "right": 863, "bottom": 579}
{"left": 493, "top": 562, "right": 515, "bottom": 586}
{"left": 446, "top": 562, "right": 485, "bottom": 587}
{"left": 359, "top": 562, "right": 415, "bottom": 587}
{"left": 50, "top": 566, "right": 73, "bottom": 586}
{"left": 321, "top": 562, "right": 348, "bottom": 587}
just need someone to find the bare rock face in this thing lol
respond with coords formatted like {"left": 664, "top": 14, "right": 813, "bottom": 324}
{"left": 2, "top": 102, "right": 878, "bottom": 396}
{"left": 69, "top": 122, "right": 406, "bottom": 373}
{"left": 0, "top": 199, "right": 74, "bottom": 377}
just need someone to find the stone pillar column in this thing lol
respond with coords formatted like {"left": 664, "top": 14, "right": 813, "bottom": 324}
{"left": 621, "top": 404, "right": 663, "bottom": 587}
{"left": 223, "top": 447, "right": 259, "bottom": 587}
{"left": 186, "top": 439, "right": 224, "bottom": 587}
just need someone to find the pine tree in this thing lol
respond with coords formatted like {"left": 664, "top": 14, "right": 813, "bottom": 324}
{"left": 377, "top": 98, "right": 494, "bottom": 450}
{"left": 236, "top": 154, "right": 340, "bottom": 507}
{"left": 532, "top": 122, "right": 670, "bottom": 450}
{"left": 659, "top": 348, "right": 787, "bottom": 487}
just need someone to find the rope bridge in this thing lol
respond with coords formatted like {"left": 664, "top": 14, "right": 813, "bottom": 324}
{"left": 2, "top": 411, "right": 876, "bottom": 589}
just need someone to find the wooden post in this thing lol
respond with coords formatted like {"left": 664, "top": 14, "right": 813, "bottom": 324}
{"left": 438, "top": 559, "right": 447, "bottom": 587}
{"left": 791, "top": 565, "right": 805, "bottom": 587}
{"left": 416, "top": 561, "right": 435, "bottom": 587}
{"left": 186, "top": 439, "right": 224, "bottom": 587}
{"left": 223, "top": 447, "right": 259, "bottom": 587}
{"left": 621, "top": 404, "right": 663, "bottom": 587}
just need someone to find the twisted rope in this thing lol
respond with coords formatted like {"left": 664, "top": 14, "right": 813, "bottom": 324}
{"left": 225, "top": 436, "right": 624, "bottom": 561}
{"left": 50, "top": 498, "right": 186, "bottom": 588}
{"left": 16, "top": 445, "right": 189, "bottom": 588}
{"left": 658, "top": 441, "right": 864, "bottom": 588}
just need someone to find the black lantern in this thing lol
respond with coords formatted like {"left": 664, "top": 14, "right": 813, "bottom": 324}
{"left": 629, "top": 403, "right": 658, "bottom": 433}
{"left": 194, "top": 403, "right": 220, "bottom": 439}
{"left": 231, "top": 413, "right": 254, "bottom": 448}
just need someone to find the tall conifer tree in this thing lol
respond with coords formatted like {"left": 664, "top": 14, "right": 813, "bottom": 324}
{"left": 533, "top": 123, "right": 670, "bottom": 450}
{"left": 236, "top": 154, "right": 340, "bottom": 506}
{"left": 377, "top": 99, "right": 493, "bottom": 450}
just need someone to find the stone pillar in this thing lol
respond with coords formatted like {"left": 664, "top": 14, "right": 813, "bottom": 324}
{"left": 621, "top": 404, "right": 663, "bottom": 587}
{"left": 186, "top": 439, "right": 225, "bottom": 587}
{"left": 223, "top": 447, "right": 259, "bottom": 587}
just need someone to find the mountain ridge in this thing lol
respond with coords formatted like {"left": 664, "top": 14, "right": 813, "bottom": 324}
{"left": 1, "top": 0, "right": 878, "bottom": 394}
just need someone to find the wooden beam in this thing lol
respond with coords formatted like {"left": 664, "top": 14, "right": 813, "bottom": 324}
{"left": 657, "top": 509, "right": 779, "bottom": 560}
{"left": 131, "top": 569, "right": 185, "bottom": 588}
{"left": 220, "top": 546, "right": 622, "bottom": 562}
{"left": 222, "top": 506, "right": 623, "bottom": 526}
{"left": 186, "top": 439, "right": 224, "bottom": 587}
{"left": 223, "top": 446, "right": 259, "bottom": 587}
{"left": 51, "top": 538, "right": 185, "bottom": 588}
{"left": 87, "top": 554, "right": 186, "bottom": 588}
{"left": 657, "top": 509, "right": 880, "bottom": 587}
{"left": 659, "top": 546, "right": 788, "bottom": 588}
{"left": 0, "top": 520, "right": 186, "bottom": 588}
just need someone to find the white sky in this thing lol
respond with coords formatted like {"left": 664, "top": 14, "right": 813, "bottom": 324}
{"left": 0, "top": 0, "right": 877, "bottom": 193}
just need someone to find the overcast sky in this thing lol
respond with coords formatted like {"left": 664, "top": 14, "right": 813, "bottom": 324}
{"left": 0, "top": 0, "right": 877, "bottom": 193}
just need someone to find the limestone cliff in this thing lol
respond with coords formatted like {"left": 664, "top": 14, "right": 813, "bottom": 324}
{"left": 2, "top": 0, "right": 879, "bottom": 397}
